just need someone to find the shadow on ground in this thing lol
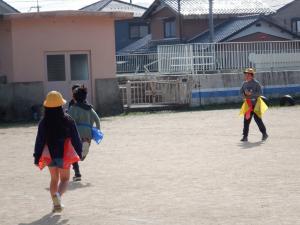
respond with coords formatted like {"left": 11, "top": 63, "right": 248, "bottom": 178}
{"left": 238, "top": 141, "right": 264, "bottom": 149}
{"left": 68, "top": 181, "right": 92, "bottom": 191}
{"left": 45, "top": 182, "right": 92, "bottom": 192}
{"left": 19, "top": 213, "right": 68, "bottom": 225}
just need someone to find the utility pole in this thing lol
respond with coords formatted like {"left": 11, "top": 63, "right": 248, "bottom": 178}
{"left": 37, "top": 0, "right": 40, "bottom": 12}
{"left": 208, "top": 0, "right": 214, "bottom": 43}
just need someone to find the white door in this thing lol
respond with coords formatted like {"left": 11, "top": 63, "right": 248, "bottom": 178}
{"left": 45, "top": 51, "right": 92, "bottom": 106}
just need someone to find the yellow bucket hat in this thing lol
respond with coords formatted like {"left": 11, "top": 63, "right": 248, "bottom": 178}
{"left": 43, "top": 91, "right": 66, "bottom": 108}
{"left": 244, "top": 68, "right": 255, "bottom": 74}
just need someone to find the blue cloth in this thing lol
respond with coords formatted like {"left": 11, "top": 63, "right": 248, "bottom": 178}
{"left": 77, "top": 123, "right": 104, "bottom": 144}
{"left": 92, "top": 127, "right": 104, "bottom": 144}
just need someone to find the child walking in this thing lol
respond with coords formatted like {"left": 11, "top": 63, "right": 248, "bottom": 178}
{"left": 68, "top": 86, "right": 100, "bottom": 181}
{"left": 34, "top": 91, "right": 82, "bottom": 212}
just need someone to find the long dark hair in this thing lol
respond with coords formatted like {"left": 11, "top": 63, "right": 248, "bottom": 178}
{"left": 44, "top": 106, "right": 68, "bottom": 145}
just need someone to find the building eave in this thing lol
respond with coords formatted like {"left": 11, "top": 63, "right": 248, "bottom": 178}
{"left": 3, "top": 10, "right": 133, "bottom": 20}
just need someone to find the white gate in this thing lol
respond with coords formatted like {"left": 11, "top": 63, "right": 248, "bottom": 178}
{"left": 119, "top": 80, "right": 189, "bottom": 107}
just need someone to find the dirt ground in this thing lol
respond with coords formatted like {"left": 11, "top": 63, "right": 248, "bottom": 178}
{"left": 1, "top": 106, "right": 300, "bottom": 225}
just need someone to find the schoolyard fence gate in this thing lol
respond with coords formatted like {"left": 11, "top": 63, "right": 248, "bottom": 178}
{"left": 119, "top": 79, "right": 190, "bottom": 108}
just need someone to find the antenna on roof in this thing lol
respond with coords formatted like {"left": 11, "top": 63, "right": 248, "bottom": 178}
{"left": 29, "top": 0, "right": 41, "bottom": 12}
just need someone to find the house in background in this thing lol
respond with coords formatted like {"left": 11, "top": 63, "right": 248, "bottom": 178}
{"left": 0, "top": 0, "right": 19, "bottom": 83}
{"left": 190, "top": 16, "right": 299, "bottom": 43}
{"left": 267, "top": 0, "right": 300, "bottom": 35}
{"left": 0, "top": 0, "right": 19, "bottom": 14}
{"left": 146, "top": 0, "right": 271, "bottom": 40}
{"left": 119, "top": 0, "right": 300, "bottom": 54}
{"left": 0, "top": 10, "right": 132, "bottom": 120}
{"left": 81, "top": 0, "right": 149, "bottom": 52}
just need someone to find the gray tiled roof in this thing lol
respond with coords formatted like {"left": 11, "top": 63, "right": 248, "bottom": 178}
{"left": 133, "top": 38, "right": 182, "bottom": 54}
{"left": 189, "top": 16, "right": 259, "bottom": 43}
{"left": 118, "top": 34, "right": 152, "bottom": 54}
{"left": 263, "top": 0, "right": 294, "bottom": 11}
{"left": 0, "top": 0, "right": 19, "bottom": 14}
{"left": 118, "top": 36, "right": 182, "bottom": 54}
{"left": 81, "top": 0, "right": 146, "bottom": 17}
{"left": 162, "top": 0, "right": 273, "bottom": 16}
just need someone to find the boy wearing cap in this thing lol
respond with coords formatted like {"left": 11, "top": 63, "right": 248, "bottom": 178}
{"left": 240, "top": 68, "right": 268, "bottom": 142}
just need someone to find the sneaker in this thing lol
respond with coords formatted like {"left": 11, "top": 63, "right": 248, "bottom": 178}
{"left": 240, "top": 136, "right": 248, "bottom": 142}
{"left": 73, "top": 175, "right": 81, "bottom": 182}
{"left": 262, "top": 133, "right": 269, "bottom": 141}
{"left": 52, "top": 193, "right": 64, "bottom": 213}
{"left": 52, "top": 204, "right": 64, "bottom": 213}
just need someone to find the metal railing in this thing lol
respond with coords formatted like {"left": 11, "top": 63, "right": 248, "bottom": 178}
{"left": 116, "top": 53, "right": 158, "bottom": 74}
{"left": 119, "top": 80, "right": 189, "bottom": 107}
{"left": 158, "top": 40, "right": 300, "bottom": 74}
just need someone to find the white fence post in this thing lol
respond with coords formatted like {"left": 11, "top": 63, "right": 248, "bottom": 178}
{"left": 126, "top": 81, "right": 131, "bottom": 108}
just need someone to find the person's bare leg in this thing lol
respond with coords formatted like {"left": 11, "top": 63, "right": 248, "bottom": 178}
{"left": 49, "top": 167, "right": 63, "bottom": 212}
{"left": 58, "top": 168, "right": 70, "bottom": 196}
{"left": 48, "top": 167, "right": 59, "bottom": 196}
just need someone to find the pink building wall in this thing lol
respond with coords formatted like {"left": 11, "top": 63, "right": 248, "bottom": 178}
{"left": 0, "top": 20, "right": 13, "bottom": 82}
{"left": 8, "top": 13, "right": 117, "bottom": 82}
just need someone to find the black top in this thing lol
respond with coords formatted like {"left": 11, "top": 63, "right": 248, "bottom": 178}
{"left": 33, "top": 115, "right": 82, "bottom": 164}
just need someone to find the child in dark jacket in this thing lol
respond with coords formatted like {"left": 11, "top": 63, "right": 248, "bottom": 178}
{"left": 34, "top": 91, "right": 82, "bottom": 213}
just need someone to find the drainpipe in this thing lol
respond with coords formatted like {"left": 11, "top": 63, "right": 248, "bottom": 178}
{"left": 178, "top": 0, "right": 183, "bottom": 42}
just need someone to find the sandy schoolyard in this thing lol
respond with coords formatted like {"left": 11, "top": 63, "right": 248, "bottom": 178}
{"left": 0, "top": 106, "right": 300, "bottom": 225}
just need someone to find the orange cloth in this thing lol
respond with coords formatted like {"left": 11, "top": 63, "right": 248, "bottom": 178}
{"left": 240, "top": 97, "right": 268, "bottom": 119}
{"left": 38, "top": 138, "right": 80, "bottom": 170}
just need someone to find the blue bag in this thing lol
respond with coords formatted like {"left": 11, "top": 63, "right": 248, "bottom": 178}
{"left": 77, "top": 123, "right": 104, "bottom": 144}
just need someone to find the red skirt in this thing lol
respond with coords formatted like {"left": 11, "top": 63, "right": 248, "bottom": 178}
{"left": 38, "top": 138, "right": 80, "bottom": 170}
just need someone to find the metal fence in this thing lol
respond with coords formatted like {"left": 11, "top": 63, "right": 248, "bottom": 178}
{"left": 116, "top": 53, "right": 158, "bottom": 74}
{"left": 119, "top": 80, "right": 189, "bottom": 107}
{"left": 158, "top": 41, "right": 300, "bottom": 74}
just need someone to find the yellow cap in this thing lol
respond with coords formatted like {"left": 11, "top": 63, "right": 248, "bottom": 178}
{"left": 244, "top": 68, "right": 255, "bottom": 74}
{"left": 43, "top": 91, "right": 66, "bottom": 108}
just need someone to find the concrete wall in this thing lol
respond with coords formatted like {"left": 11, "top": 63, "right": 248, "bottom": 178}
{"left": 0, "top": 82, "right": 44, "bottom": 121}
{"left": 95, "top": 78, "right": 123, "bottom": 116}
{"left": 191, "top": 70, "right": 300, "bottom": 106}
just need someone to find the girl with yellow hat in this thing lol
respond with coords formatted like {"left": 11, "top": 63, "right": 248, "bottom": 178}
{"left": 34, "top": 91, "right": 82, "bottom": 213}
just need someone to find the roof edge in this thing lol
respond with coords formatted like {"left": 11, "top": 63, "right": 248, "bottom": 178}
{"left": 80, "top": 0, "right": 112, "bottom": 11}
{"left": 1, "top": 0, "right": 20, "bottom": 13}
{"left": 3, "top": 10, "right": 133, "bottom": 20}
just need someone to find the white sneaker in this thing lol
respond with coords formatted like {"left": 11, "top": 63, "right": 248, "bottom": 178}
{"left": 52, "top": 192, "right": 64, "bottom": 213}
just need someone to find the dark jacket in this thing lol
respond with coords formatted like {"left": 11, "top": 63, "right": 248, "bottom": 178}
{"left": 33, "top": 115, "right": 82, "bottom": 164}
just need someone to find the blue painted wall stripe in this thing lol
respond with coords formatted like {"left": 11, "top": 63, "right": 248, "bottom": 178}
{"left": 192, "top": 85, "right": 300, "bottom": 99}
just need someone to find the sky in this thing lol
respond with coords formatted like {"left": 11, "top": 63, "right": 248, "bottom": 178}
{"left": 4, "top": 0, "right": 154, "bottom": 12}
